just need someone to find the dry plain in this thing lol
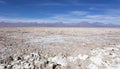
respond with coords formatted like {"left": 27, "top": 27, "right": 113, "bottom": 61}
{"left": 0, "top": 27, "right": 120, "bottom": 69}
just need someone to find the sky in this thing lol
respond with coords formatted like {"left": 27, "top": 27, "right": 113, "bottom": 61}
{"left": 0, "top": 0, "right": 120, "bottom": 24}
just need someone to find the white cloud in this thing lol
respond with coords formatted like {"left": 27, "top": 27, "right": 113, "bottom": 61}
{"left": 0, "top": 10, "right": 120, "bottom": 24}
{"left": 71, "top": 11, "right": 88, "bottom": 15}
{"left": 51, "top": 11, "right": 88, "bottom": 19}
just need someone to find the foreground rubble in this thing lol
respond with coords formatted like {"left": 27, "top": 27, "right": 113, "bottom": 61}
{"left": 0, "top": 45, "right": 120, "bottom": 69}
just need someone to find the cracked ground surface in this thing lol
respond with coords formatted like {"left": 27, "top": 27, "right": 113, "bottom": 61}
{"left": 0, "top": 27, "right": 120, "bottom": 69}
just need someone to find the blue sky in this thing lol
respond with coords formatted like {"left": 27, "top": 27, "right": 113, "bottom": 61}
{"left": 0, "top": 0, "right": 120, "bottom": 24}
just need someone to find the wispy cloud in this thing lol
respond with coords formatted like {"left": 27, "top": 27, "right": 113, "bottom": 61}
{"left": 28, "top": 3, "right": 68, "bottom": 6}
{"left": 0, "top": 0, "right": 6, "bottom": 4}
{"left": 71, "top": 11, "right": 88, "bottom": 15}
{"left": 29, "top": 3, "right": 109, "bottom": 7}
{"left": 51, "top": 11, "right": 88, "bottom": 19}
{"left": 26, "top": 0, "right": 111, "bottom": 7}
{"left": 0, "top": 10, "right": 120, "bottom": 24}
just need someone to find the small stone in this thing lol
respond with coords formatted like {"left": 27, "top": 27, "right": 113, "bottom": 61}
{"left": 17, "top": 57, "right": 21, "bottom": 60}
{"left": 7, "top": 65, "right": 13, "bottom": 69}
{"left": 112, "top": 49, "right": 114, "bottom": 51}
{"left": 9, "top": 56, "right": 14, "bottom": 61}
{"left": 109, "top": 53, "right": 112, "bottom": 55}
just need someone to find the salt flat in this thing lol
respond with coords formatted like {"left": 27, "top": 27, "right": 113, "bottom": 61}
{"left": 0, "top": 27, "right": 120, "bottom": 69}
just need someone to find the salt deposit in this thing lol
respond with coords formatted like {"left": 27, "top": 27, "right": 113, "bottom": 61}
{"left": 1, "top": 28, "right": 120, "bottom": 69}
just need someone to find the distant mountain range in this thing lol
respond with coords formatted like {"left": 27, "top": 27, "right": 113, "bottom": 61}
{"left": 0, "top": 22, "right": 120, "bottom": 27}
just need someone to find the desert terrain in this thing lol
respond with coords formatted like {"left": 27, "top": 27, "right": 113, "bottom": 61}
{"left": 0, "top": 27, "right": 120, "bottom": 69}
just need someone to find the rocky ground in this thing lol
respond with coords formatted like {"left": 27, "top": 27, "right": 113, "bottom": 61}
{"left": 0, "top": 27, "right": 120, "bottom": 69}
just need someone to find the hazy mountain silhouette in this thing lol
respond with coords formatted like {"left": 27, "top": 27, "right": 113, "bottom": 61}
{"left": 0, "top": 21, "right": 119, "bottom": 27}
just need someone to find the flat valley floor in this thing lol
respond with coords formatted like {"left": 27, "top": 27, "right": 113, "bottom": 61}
{"left": 0, "top": 27, "right": 120, "bottom": 69}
